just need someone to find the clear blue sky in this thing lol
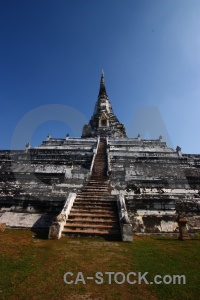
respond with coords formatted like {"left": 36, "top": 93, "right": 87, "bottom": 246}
{"left": 0, "top": 0, "right": 200, "bottom": 153}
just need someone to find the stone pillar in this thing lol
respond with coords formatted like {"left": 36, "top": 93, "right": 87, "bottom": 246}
{"left": 176, "top": 146, "right": 182, "bottom": 158}
{"left": 0, "top": 223, "right": 6, "bottom": 232}
{"left": 25, "top": 143, "right": 30, "bottom": 153}
{"left": 48, "top": 221, "right": 63, "bottom": 239}
{"left": 177, "top": 214, "right": 190, "bottom": 240}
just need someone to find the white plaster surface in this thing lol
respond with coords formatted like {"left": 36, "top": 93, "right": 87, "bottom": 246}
{"left": 0, "top": 212, "right": 54, "bottom": 228}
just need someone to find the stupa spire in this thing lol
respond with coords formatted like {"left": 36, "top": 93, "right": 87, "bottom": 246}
{"left": 98, "top": 69, "right": 108, "bottom": 98}
{"left": 81, "top": 70, "right": 127, "bottom": 138}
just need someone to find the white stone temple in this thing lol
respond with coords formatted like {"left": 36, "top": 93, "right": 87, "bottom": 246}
{"left": 0, "top": 71, "right": 200, "bottom": 240}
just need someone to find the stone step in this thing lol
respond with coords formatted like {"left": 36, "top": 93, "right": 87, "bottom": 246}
{"left": 76, "top": 195, "right": 116, "bottom": 199}
{"left": 74, "top": 198, "right": 116, "bottom": 203}
{"left": 81, "top": 189, "right": 113, "bottom": 194}
{"left": 76, "top": 194, "right": 116, "bottom": 199}
{"left": 74, "top": 200, "right": 117, "bottom": 205}
{"left": 74, "top": 199, "right": 116, "bottom": 205}
{"left": 90, "top": 177, "right": 108, "bottom": 180}
{"left": 92, "top": 174, "right": 107, "bottom": 177}
{"left": 92, "top": 167, "right": 107, "bottom": 169}
{"left": 78, "top": 191, "right": 112, "bottom": 195}
{"left": 85, "top": 185, "right": 109, "bottom": 189}
{"left": 81, "top": 187, "right": 109, "bottom": 192}
{"left": 77, "top": 192, "right": 117, "bottom": 198}
{"left": 85, "top": 181, "right": 109, "bottom": 184}
{"left": 93, "top": 165, "right": 107, "bottom": 167}
{"left": 73, "top": 201, "right": 117, "bottom": 206}
{"left": 73, "top": 201, "right": 116, "bottom": 206}
{"left": 68, "top": 215, "right": 119, "bottom": 221}
{"left": 84, "top": 186, "right": 109, "bottom": 190}
{"left": 85, "top": 181, "right": 110, "bottom": 188}
{"left": 69, "top": 212, "right": 118, "bottom": 218}
{"left": 66, "top": 219, "right": 118, "bottom": 225}
{"left": 90, "top": 174, "right": 108, "bottom": 176}
{"left": 75, "top": 199, "right": 117, "bottom": 203}
{"left": 80, "top": 191, "right": 110, "bottom": 195}
{"left": 83, "top": 184, "right": 108, "bottom": 188}
{"left": 86, "top": 179, "right": 109, "bottom": 183}
{"left": 71, "top": 207, "right": 118, "bottom": 213}
{"left": 76, "top": 192, "right": 116, "bottom": 199}
{"left": 82, "top": 182, "right": 108, "bottom": 186}
{"left": 71, "top": 204, "right": 117, "bottom": 212}
{"left": 64, "top": 223, "right": 118, "bottom": 230}
{"left": 62, "top": 228, "right": 121, "bottom": 235}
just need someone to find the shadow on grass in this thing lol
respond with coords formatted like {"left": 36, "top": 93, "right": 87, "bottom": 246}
{"left": 29, "top": 230, "right": 122, "bottom": 242}
{"left": 31, "top": 229, "right": 49, "bottom": 240}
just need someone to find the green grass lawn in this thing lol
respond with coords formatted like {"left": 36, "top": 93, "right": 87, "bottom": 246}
{"left": 0, "top": 230, "right": 199, "bottom": 300}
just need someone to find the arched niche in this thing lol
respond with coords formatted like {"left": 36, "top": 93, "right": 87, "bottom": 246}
{"left": 99, "top": 112, "right": 109, "bottom": 127}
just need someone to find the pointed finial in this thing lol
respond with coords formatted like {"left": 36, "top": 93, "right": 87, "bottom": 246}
{"left": 102, "top": 69, "right": 104, "bottom": 78}
{"left": 99, "top": 69, "right": 107, "bottom": 97}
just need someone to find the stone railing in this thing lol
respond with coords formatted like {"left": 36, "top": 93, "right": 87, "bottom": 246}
{"left": 48, "top": 192, "right": 76, "bottom": 239}
{"left": 89, "top": 136, "right": 100, "bottom": 176}
{"left": 106, "top": 137, "right": 112, "bottom": 176}
{"left": 117, "top": 193, "right": 133, "bottom": 242}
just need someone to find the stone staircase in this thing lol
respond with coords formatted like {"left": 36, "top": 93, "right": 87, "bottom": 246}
{"left": 62, "top": 138, "right": 121, "bottom": 240}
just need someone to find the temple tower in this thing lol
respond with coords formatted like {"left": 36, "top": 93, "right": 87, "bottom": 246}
{"left": 82, "top": 70, "right": 127, "bottom": 138}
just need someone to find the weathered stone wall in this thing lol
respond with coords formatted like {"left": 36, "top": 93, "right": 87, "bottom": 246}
{"left": 0, "top": 138, "right": 97, "bottom": 227}
{"left": 1, "top": 135, "right": 200, "bottom": 233}
{"left": 108, "top": 138, "right": 200, "bottom": 234}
